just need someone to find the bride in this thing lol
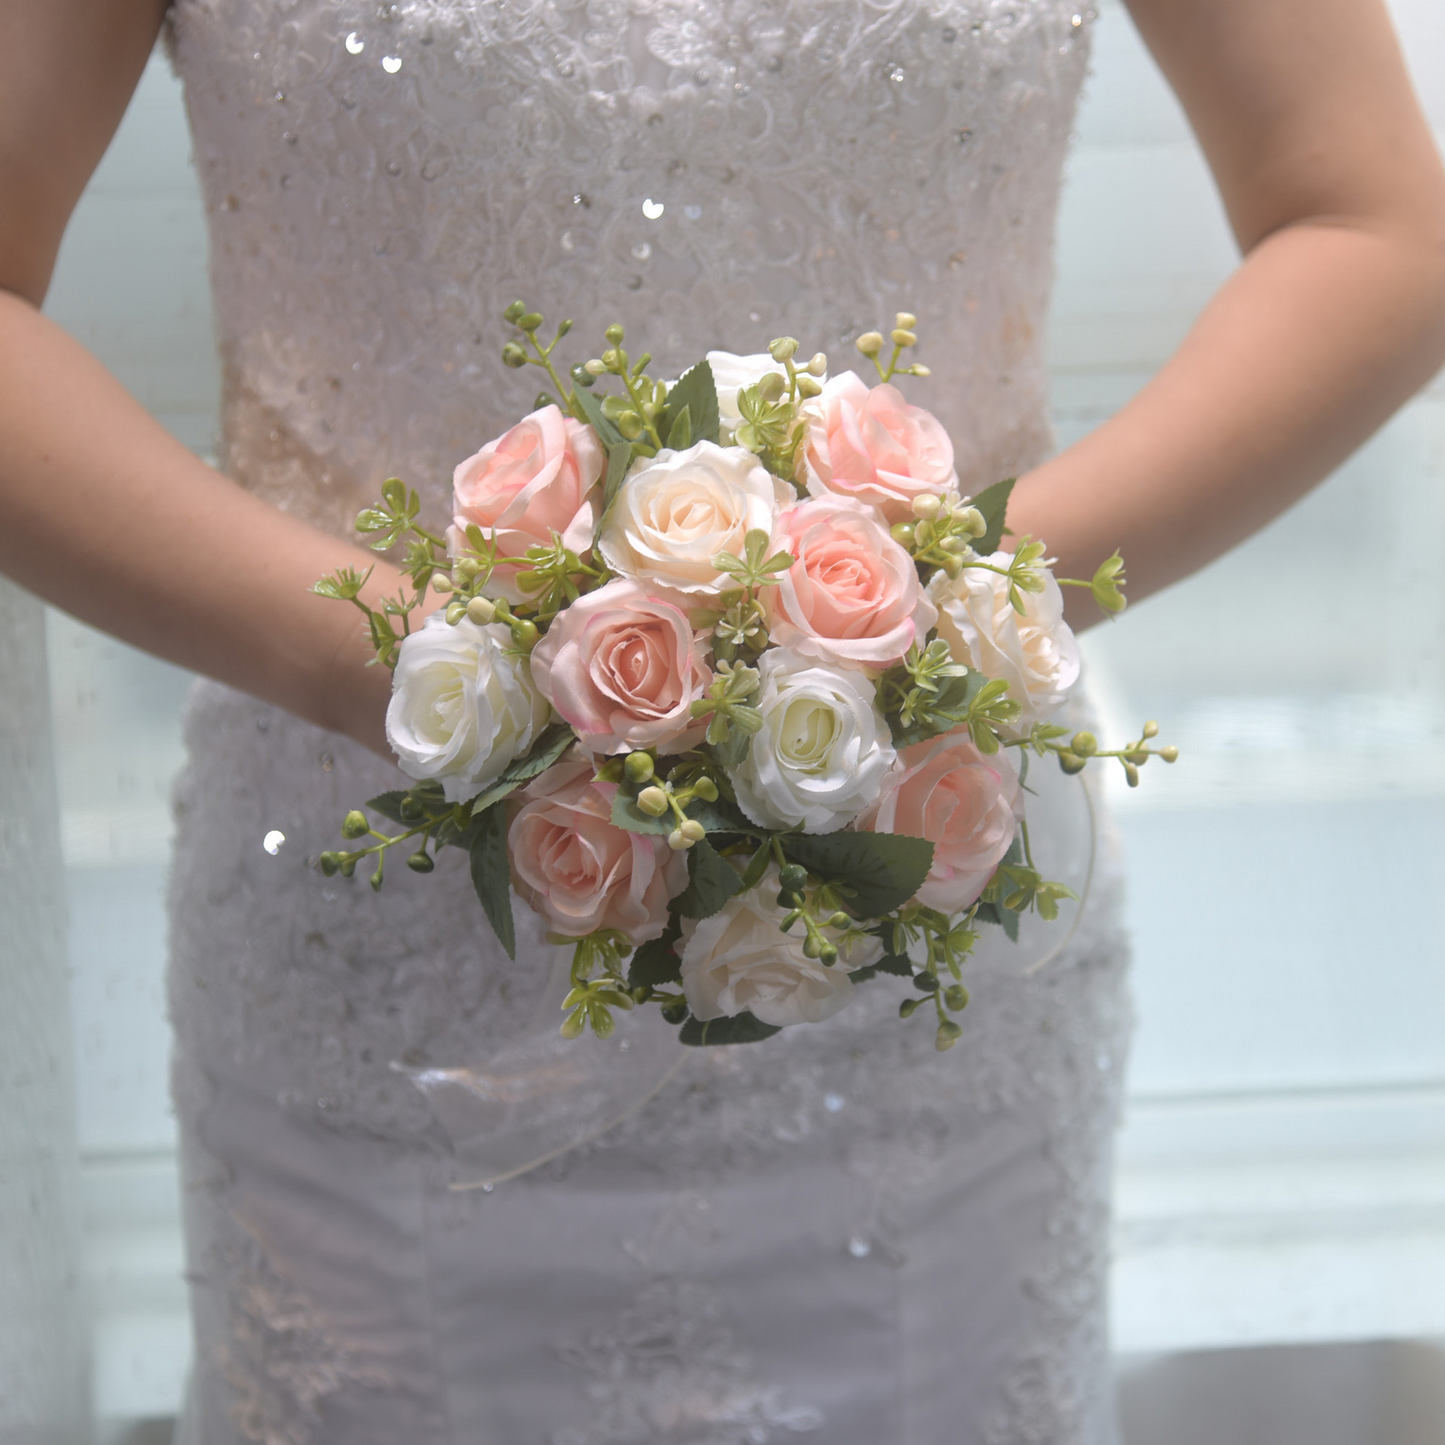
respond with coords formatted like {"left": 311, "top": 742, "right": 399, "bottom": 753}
{"left": 3, "top": 0, "right": 1444, "bottom": 1439}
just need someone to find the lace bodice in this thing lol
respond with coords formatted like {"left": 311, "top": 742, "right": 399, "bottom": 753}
{"left": 168, "top": 0, "right": 1090, "bottom": 536}
{"left": 162, "top": 5, "right": 1129, "bottom": 1442}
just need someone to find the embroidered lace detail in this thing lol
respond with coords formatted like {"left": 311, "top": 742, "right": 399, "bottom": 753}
{"left": 216, "top": 1221, "right": 395, "bottom": 1444}
{"left": 554, "top": 1278, "right": 826, "bottom": 1445}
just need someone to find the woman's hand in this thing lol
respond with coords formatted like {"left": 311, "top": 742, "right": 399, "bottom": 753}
{"left": 1010, "top": 0, "right": 1445, "bottom": 626}
{"left": 0, "top": 0, "right": 420, "bottom": 761}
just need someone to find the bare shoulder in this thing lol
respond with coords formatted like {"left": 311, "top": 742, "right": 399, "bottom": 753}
{"left": 1123, "top": 0, "right": 1445, "bottom": 248}
{"left": 0, "top": 0, "right": 171, "bottom": 303}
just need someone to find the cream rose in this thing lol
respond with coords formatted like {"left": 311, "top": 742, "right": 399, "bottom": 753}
{"left": 508, "top": 750, "right": 686, "bottom": 944}
{"left": 598, "top": 441, "right": 791, "bottom": 596}
{"left": 449, "top": 403, "right": 604, "bottom": 604}
{"left": 528, "top": 578, "right": 711, "bottom": 755}
{"left": 858, "top": 730, "right": 1023, "bottom": 913}
{"left": 679, "top": 865, "right": 882, "bottom": 1027}
{"left": 704, "top": 351, "right": 789, "bottom": 435}
{"left": 763, "top": 493, "right": 937, "bottom": 669}
{"left": 928, "top": 550, "right": 1080, "bottom": 728}
{"left": 800, "top": 371, "right": 958, "bottom": 524}
{"left": 728, "top": 647, "right": 896, "bottom": 834}
{"left": 385, "top": 613, "right": 551, "bottom": 802}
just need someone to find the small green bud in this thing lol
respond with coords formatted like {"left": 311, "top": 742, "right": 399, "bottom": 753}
{"left": 624, "top": 751, "right": 656, "bottom": 784}
{"left": 806, "top": 352, "right": 828, "bottom": 376}
{"left": 941, "top": 554, "right": 964, "bottom": 580}
{"left": 503, "top": 300, "right": 526, "bottom": 323}
{"left": 637, "top": 786, "right": 671, "bottom": 817}
{"left": 890, "top": 522, "right": 916, "bottom": 548}
{"left": 557, "top": 318, "right": 573, "bottom": 337}
{"left": 899, "top": 997, "right": 922, "bottom": 1019}
{"left": 660, "top": 994, "right": 689, "bottom": 1024}
{"left": 466, "top": 596, "right": 496, "bottom": 625}
{"left": 1125, "top": 748, "right": 1149, "bottom": 766}
{"left": 679, "top": 818, "right": 706, "bottom": 843}
{"left": 319, "top": 852, "right": 340, "bottom": 876}
{"left": 891, "top": 328, "right": 917, "bottom": 348}
{"left": 778, "top": 863, "right": 809, "bottom": 891}
{"left": 908, "top": 364, "right": 932, "bottom": 378}
{"left": 757, "top": 371, "right": 787, "bottom": 404}
{"left": 339, "top": 855, "right": 357, "bottom": 878}
{"left": 802, "top": 932, "right": 822, "bottom": 959}
{"left": 604, "top": 323, "right": 625, "bottom": 345}
{"left": 407, "top": 849, "right": 435, "bottom": 873}
{"left": 617, "top": 410, "right": 645, "bottom": 441}
{"left": 430, "top": 573, "right": 453, "bottom": 594}
{"left": 369, "top": 862, "right": 384, "bottom": 893}
{"left": 796, "top": 373, "right": 823, "bottom": 399}
{"left": 855, "top": 330, "right": 884, "bottom": 357}
{"left": 667, "top": 828, "right": 690, "bottom": 850}
{"left": 1159, "top": 745, "right": 1179, "bottom": 764}
{"left": 777, "top": 889, "right": 803, "bottom": 910}
{"left": 456, "top": 557, "right": 481, "bottom": 581}
{"left": 341, "top": 810, "right": 369, "bottom": 840}
{"left": 1123, "top": 760, "right": 1140, "bottom": 788}
{"left": 601, "top": 347, "right": 621, "bottom": 371}
{"left": 895, "top": 311, "right": 917, "bottom": 330}
{"left": 510, "top": 619, "right": 540, "bottom": 649}
{"left": 691, "top": 775, "right": 719, "bottom": 802}
{"left": 768, "top": 336, "right": 799, "bottom": 362}
{"left": 944, "top": 984, "right": 970, "bottom": 1011}
{"left": 518, "top": 311, "right": 544, "bottom": 332}
{"left": 1070, "top": 731, "right": 1098, "bottom": 757}
{"left": 1142, "top": 720, "right": 1159, "bottom": 739}
{"left": 911, "top": 493, "right": 941, "bottom": 520}
{"left": 940, "top": 534, "right": 968, "bottom": 554}
{"left": 818, "top": 942, "right": 839, "bottom": 966}
{"left": 583, "top": 358, "right": 606, "bottom": 376}
{"left": 1057, "top": 750, "right": 1087, "bottom": 775}
{"left": 502, "top": 341, "right": 528, "bottom": 368}
{"left": 827, "top": 911, "right": 851, "bottom": 930}
{"left": 958, "top": 505, "right": 987, "bottom": 537}
{"left": 935, "top": 1019, "right": 963, "bottom": 1051}
{"left": 445, "top": 601, "right": 467, "bottom": 626}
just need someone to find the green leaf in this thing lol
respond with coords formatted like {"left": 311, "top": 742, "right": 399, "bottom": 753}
{"left": 365, "top": 790, "right": 411, "bottom": 825}
{"left": 782, "top": 832, "right": 934, "bottom": 918}
{"left": 628, "top": 914, "right": 683, "bottom": 988}
{"left": 665, "top": 402, "right": 692, "bottom": 451}
{"left": 872, "top": 951, "right": 914, "bottom": 977}
{"left": 662, "top": 360, "right": 720, "bottom": 446}
{"left": 366, "top": 780, "right": 445, "bottom": 825}
{"left": 575, "top": 386, "right": 625, "bottom": 450}
{"left": 467, "top": 804, "right": 516, "bottom": 959}
{"left": 470, "top": 723, "right": 576, "bottom": 815}
{"left": 602, "top": 441, "right": 632, "bottom": 513}
{"left": 611, "top": 790, "right": 673, "bottom": 836}
{"left": 679, "top": 1011, "right": 782, "bottom": 1046}
{"left": 669, "top": 839, "right": 744, "bottom": 919}
{"left": 969, "top": 477, "right": 1016, "bottom": 555}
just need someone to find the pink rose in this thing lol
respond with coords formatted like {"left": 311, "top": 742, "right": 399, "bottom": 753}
{"left": 509, "top": 751, "right": 686, "bottom": 943}
{"left": 858, "top": 730, "right": 1022, "bottom": 913}
{"left": 528, "top": 579, "right": 711, "bottom": 754}
{"left": 763, "top": 494, "right": 937, "bottom": 669}
{"left": 449, "top": 404, "right": 604, "bottom": 603}
{"left": 801, "top": 372, "right": 958, "bottom": 524}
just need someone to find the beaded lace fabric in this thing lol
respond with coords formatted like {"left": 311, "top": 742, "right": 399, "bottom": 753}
{"left": 163, "top": 1, "right": 1129, "bottom": 1441}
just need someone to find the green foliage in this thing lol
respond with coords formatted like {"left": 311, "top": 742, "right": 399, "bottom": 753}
{"left": 366, "top": 780, "right": 446, "bottom": 826}
{"left": 665, "top": 403, "right": 692, "bottom": 451}
{"left": 611, "top": 789, "right": 673, "bottom": 836}
{"left": 669, "top": 839, "right": 745, "bottom": 919}
{"left": 711, "top": 529, "right": 795, "bottom": 593}
{"left": 469, "top": 724, "right": 576, "bottom": 815}
{"left": 968, "top": 477, "right": 1015, "bottom": 555}
{"left": 882, "top": 652, "right": 1022, "bottom": 752}
{"left": 628, "top": 915, "right": 683, "bottom": 988}
{"left": 467, "top": 805, "right": 516, "bottom": 959}
{"left": 601, "top": 440, "right": 632, "bottom": 513}
{"left": 679, "top": 1012, "right": 782, "bottom": 1047}
{"left": 782, "top": 831, "right": 934, "bottom": 919}
{"left": 662, "top": 359, "right": 720, "bottom": 447}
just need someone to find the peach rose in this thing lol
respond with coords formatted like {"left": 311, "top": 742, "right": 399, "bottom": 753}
{"left": 449, "top": 404, "right": 604, "bottom": 603}
{"left": 800, "top": 371, "right": 958, "bottom": 524}
{"left": 858, "top": 730, "right": 1022, "bottom": 914}
{"left": 527, "top": 578, "right": 711, "bottom": 754}
{"left": 763, "top": 494, "right": 937, "bottom": 669}
{"left": 509, "top": 751, "right": 686, "bottom": 943}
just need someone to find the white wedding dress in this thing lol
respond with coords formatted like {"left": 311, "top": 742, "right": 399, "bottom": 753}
{"left": 162, "top": 0, "right": 1130, "bottom": 1440}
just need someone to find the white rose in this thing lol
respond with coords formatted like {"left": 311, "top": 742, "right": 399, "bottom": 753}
{"left": 927, "top": 549, "right": 1081, "bottom": 728}
{"left": 680, "top": 865, "right": 882, "bottom": 1028}
{"left": 385, "top": 613, "right": 551, "bottom": 802}
{"left": 598, "top": 440, "right": 792, "bottom": 596}
{"left": 705, "top": 351, "right": 789, "bottom": 434}
{"left": 728, "top": 647, "right": 897, "bottom": 833}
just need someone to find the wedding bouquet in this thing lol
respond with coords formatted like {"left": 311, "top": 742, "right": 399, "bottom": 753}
{"left": 314, "top": 305, "right": 1174, "bottom": 1051}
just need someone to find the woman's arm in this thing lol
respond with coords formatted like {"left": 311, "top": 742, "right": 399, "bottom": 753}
{"left": 0, "top": 1, "right": 398, "bottom": 754}
{"left": 1010, "top": 0, "right": 1445, "bottom": 617}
